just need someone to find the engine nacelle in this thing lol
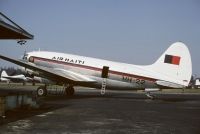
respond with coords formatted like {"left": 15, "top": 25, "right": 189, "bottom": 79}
{"left": 33, "top": 76, "right": 54, "bottom": 85}
{"left": 20, "top": 67, "right": 33, "bottom": 75}
{"left": 20, "top": 67, "right": 40, "bottom": 77}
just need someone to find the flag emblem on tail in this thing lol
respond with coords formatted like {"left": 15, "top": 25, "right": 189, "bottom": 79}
{"left": 164, "top": 55, "right": 181, "bottom": 65}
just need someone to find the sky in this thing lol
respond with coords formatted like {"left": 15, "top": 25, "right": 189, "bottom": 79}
{"left": 0, "top": 0, "right": 200, "bottom": 76}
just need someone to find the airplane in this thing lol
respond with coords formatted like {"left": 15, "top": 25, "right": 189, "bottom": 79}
{"left": 0, "top": 42, "right": 192, "bottom": 98}
{"left": 0, "top": 70, "right": 29, "bottom": 84}
{"left": 0, "top": 70, "right": 10, "bottom": 83}
{"left": 0, "top": 70, "right": 53, "bottom": 85}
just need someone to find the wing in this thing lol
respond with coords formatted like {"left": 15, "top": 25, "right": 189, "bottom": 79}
{"left": 0, "top": 54, "right": 96, "bottom": 85}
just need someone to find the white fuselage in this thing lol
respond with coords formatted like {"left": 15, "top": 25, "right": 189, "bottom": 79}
{"left": 25, "top": 51, "right": 159, "bottom": 90}
{"left": 0, "top": 42, "right": 192, "bottom": 92}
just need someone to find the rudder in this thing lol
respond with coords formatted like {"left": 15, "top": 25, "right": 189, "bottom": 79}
{"left": 150, "top": 42, "right": 192, "bottom": 87}
{"left": 1, "top": 70, "right": 8, "bottom": 78}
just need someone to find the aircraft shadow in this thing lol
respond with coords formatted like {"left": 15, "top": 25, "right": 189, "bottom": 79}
{"left": 41, "top": 92, "right": 200, "bottom": 102}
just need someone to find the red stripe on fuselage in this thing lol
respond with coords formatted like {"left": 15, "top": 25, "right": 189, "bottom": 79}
{"left": 32, "top": 56, "right": 157, "bottom": 82}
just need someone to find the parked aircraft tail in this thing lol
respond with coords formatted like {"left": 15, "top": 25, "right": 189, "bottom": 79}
{"left": 0, "top": 70, "right": 9, "bottom": 82}
{"left": 1, "top": 70, "right": 8, "bottom": 78}
{"left": 149, "top": 42, "right": 192, "bottom": 87}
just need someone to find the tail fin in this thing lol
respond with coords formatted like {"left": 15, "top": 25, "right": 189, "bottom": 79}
{"left": 1, "top": 70, "right": 8, "bottom": 78}
{"left": 150, "top": 42, "right": 192, "bottom": 87}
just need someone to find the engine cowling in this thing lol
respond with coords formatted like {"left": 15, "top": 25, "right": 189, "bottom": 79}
{"left": 20, "top": 67, "right": 33, "bottom": 75}
{"left": 33, "top": 76, "right": 54, "bottom": 85}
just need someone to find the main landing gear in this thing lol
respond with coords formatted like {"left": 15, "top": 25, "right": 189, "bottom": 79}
{"left": 36, "top": 85, "right": 75, "bottom": 97}
{"left": 65, "top": 85, "right": 75, "bottom": 96}
{"left": 37, "top": 86, "right": 47, "bottom": 97}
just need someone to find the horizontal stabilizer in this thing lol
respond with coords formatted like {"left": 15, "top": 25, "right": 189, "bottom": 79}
{"left": 156, "top": 80, "right": 185, "bottom": 88}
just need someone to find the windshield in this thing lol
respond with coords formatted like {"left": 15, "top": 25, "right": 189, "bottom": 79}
{"left": 22, "top": 53, "right": 28, "bottom": 60}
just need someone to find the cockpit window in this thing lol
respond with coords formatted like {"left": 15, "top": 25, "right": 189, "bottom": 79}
{"left": 23, "top": 54, "right": 28, "bottom": 60}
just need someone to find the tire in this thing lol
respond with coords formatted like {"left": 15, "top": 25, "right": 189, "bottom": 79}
{"left": 37, "top": 86, "right": 47, "bottom": 97}
{"left": 65, "top": 87, "right": 75, "bottom": 96}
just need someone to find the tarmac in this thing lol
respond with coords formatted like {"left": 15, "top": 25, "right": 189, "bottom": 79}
{"left": 0, "top": 85, "right": 200, "bottom": 134}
